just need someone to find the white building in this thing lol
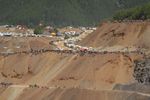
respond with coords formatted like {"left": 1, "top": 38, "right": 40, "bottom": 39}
{"left": 0, "top": 32, "right": 12, "bottom": 36}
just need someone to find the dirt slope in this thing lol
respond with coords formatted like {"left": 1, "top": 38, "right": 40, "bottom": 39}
{"left": 80, "top": 21, "right": 150, "bottom": 48}
{"left": 0, "top": 51, "right": 142, "bottom": 99}
{"left": 0, "top": 52, "right": 139, "bottom": 88}
{"left": 0, "top": 37, "right": 56, "bottom": 52}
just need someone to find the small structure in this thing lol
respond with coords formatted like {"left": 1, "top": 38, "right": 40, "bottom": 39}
{"left": 56, "top": 32, "right": 62, "bottom": 36}
{"left": 0, "top": 32, "right": 12, "bottom": 37}
{"left": 51, "top": 32, "right": 56, "bottom": 36}
{"left": 0, "top": 32, "right": 4, "bottom": 36}
{"left": 64, "top": 31, "right": 81, "bottom": 37}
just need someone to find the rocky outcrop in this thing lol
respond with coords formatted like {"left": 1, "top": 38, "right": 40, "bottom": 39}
{"left": 133, "top": 59, "right": 150, "bottom": 84}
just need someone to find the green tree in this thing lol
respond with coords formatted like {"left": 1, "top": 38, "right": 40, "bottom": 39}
{"left": 34, "top": 26, "right": 44, "bottom": 35}
{"left": 113, "top": 2, "right": 150, "bottom": 21}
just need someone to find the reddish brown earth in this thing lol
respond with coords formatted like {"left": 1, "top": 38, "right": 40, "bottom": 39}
{"left": 80, "top": 21, "right": 150, "bottom": 48}
{"left": 0, "top": 21, "right": 150, "bottom": 100}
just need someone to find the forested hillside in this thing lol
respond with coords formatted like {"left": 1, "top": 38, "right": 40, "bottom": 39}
{"left": 0, "top": 0, "right": 149, "bottom": 26}
{"left": 113, "top": 2, "right": 150, "bottom": 20}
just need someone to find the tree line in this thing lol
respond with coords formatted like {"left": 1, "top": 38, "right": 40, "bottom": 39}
{"left": 113, "top": 2, "right": 150, "bottom": 20}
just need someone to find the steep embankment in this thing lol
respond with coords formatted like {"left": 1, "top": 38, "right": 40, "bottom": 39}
{"left": 0, "top": 48, "right": 138, "bottom": 89}
{"left": 1, "top": 52, "right": 141, "bottom": 100}
{"left": 80, "top": 21, "right": 150, "bottom": 48}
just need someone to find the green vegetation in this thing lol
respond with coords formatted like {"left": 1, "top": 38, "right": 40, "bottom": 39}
{"left": 0, "top": 0, "right": 149, "bottom": 26}
{"left": 113, "top": 2, "right": 150, "bottom": 20}
{"left": 34, "top": 26, "right": 44, "bottom": 35}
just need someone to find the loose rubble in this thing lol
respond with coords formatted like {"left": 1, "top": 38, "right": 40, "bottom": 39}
{"left": 133, "top": 59, "right": 150, "bottom": 84}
